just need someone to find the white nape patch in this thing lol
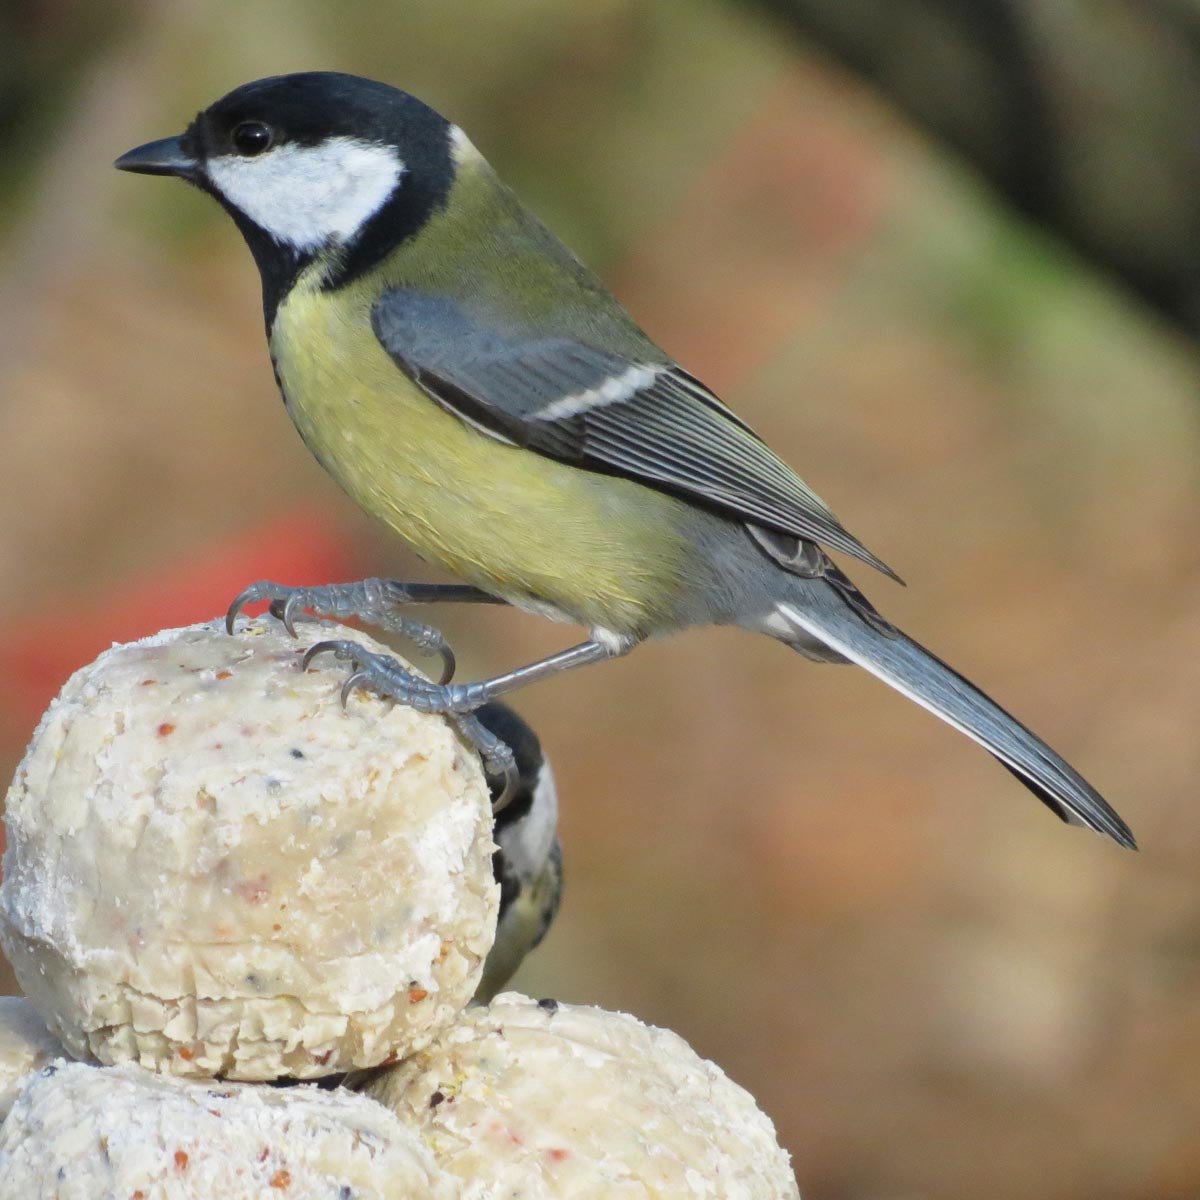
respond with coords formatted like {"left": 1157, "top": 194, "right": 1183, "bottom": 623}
{"left": 448, "top": 124, "right": 483, "bottom": 166}
{"left": 496, "top": 762, "right": 559, "bottom": 880}
{"left": 204, "top": 137, "right": 404, "bottom": 252}
{"left": 536, "top": 364, "right": 660, "bottom": 421}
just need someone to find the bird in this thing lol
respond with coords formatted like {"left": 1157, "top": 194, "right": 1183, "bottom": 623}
{"left": 472, "top": 701, "right": 563, "bottom": 1002}
{"left": 115, "top": 71, "right": 1135, "bottom": 849}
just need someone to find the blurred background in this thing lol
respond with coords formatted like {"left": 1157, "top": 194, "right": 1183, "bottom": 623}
{"left": 2, "top": 2, "right": 1199, "bottom": 1196}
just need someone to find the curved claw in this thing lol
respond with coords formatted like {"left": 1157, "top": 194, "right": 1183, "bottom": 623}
{"left": 397, "top": 622, "right": 457, "bottom": 684}
{"left": 302, "top": 640, "right": 347, "bottom": 671}
{"left": 281, "top": 592, "right": 305, "bottom": 638}
{"left": 487, "top": 756, "right": 519, "bottom": 814}
{"left": 225, "top": 584, "right": 263, "bottom": 635}
{"left": 340, "top": 670, "right": 373, "bottom": 709}
{"left": 455, "top": 713, "right": 518, "bottom": 812}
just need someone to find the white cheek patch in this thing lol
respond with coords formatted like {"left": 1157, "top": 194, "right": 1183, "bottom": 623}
{"left": 496, "top": 762, "right": 560, "bottom": 880}
{"left": 205, "top": 137, "right": 404, "bottom": 251}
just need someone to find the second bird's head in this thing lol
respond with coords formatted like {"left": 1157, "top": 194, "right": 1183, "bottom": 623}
{"left": 116, "top": 72, "right": 464, "bottom": 312}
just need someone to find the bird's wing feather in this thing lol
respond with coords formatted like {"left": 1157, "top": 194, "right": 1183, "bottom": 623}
{"left": 372, "top": 288, "right": 900, "bottom": 581}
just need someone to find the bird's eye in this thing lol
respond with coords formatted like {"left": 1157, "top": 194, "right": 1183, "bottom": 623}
{"left": 231, "top": 121, "right": 273, "bottom": 157}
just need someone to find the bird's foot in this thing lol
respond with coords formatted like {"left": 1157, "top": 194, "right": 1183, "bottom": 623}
{"left": 455, "top": 712, "right": 520, "bottom": 814}
{"left": 226, "top": 579, "right": 457, "bottom": 684}
{"left": 302, "top": 638, "right": 517, "bottom": 809}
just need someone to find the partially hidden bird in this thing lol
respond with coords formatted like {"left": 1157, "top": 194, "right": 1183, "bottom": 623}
{"left": 473, "top": 701, "right": 562, "bottom": 1002}
{"left": 115, "top": 71, "right": 1135, "bottom": 848}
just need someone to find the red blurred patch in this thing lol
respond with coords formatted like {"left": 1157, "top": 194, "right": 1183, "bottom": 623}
{"left": 1, "top": 509, "right": 358, "bottom": 754}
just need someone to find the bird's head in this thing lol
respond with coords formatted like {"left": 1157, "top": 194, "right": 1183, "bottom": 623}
{"left": 473, "top": 701, "right": 560, "bottom": 884}
{"left": 116, "top": 72, "right": 458, "bottom": 315}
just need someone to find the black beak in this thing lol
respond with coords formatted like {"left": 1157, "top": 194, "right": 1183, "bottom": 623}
{"left": 114, "top": 135, "right": 197, "bottom": 178}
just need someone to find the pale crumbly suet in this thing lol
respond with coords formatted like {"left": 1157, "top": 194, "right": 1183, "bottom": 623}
{"left": 0, "top": 618, "right": 499, "bottom": 1080}
{"left": 363, "top": 993, "right": 801, "bottom": 1198}
{"left": 0, "top": 1061, "right": 458, "bottom": 1198}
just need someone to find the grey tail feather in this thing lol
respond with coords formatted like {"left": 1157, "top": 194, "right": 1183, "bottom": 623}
{"left": 773, "top": 595, "right": 1137, "bottom": 850}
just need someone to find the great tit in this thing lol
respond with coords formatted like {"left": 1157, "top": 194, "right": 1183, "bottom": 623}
{"left": 473, "top": 701, "right": 562, "bottom": 1003}
{"left": 115, "top": 71, "right": 1135, "bottom": 849}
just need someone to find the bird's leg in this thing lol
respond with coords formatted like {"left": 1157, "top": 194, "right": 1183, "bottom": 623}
{"left": 226, "top": 578, "right": 505, "bottom": 684}
{"left": 302, "top": 636, "right": 634, "bottom": 805}
{"left": 304, "top": 636, "right": 630, "bottom": 712}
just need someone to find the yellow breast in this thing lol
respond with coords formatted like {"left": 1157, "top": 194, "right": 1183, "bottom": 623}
{"left": 270, "top": 280, "right": 693, "bottom": 635}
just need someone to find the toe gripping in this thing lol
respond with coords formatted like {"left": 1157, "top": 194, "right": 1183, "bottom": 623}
{"left": 300, "top": 639, "right": 519, "bottom": 810}
{"left": 292, "top": 633, "right": 627, "bottom": 812}
{"left": 225, "top": 580, "right": 517, "bottom": 808}
{"left": 226, "top": 579, "right": 460, "bottom": 683}
{"left": 226, "top": 579, "right": 628, "bottom": 813}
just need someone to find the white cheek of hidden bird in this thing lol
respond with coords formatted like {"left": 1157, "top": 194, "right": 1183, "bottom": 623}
{"left": 496, "top": 761, "right": 559, "bottom": 880}
{"left": 205, "top": 137, "right": 405, "bottom": 251}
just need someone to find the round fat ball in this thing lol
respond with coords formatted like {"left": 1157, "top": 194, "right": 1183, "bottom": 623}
{"left": 365, "top": 992, "right": 800, "bottom": 1198}
{"left": 0, "top": 1060, "right": 456, "bottom": 1198}
{"left": 0, "top": 618, "right": 498, "bottom": 1080}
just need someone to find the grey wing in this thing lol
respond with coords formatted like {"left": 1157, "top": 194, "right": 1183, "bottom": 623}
{"left": 372, "top": 289, "right": 901, "bottom": 582}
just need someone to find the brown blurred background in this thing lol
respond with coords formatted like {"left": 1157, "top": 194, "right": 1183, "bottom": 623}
{"left": 3, "top": 2, "right": 1200, "bottom": 1197}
